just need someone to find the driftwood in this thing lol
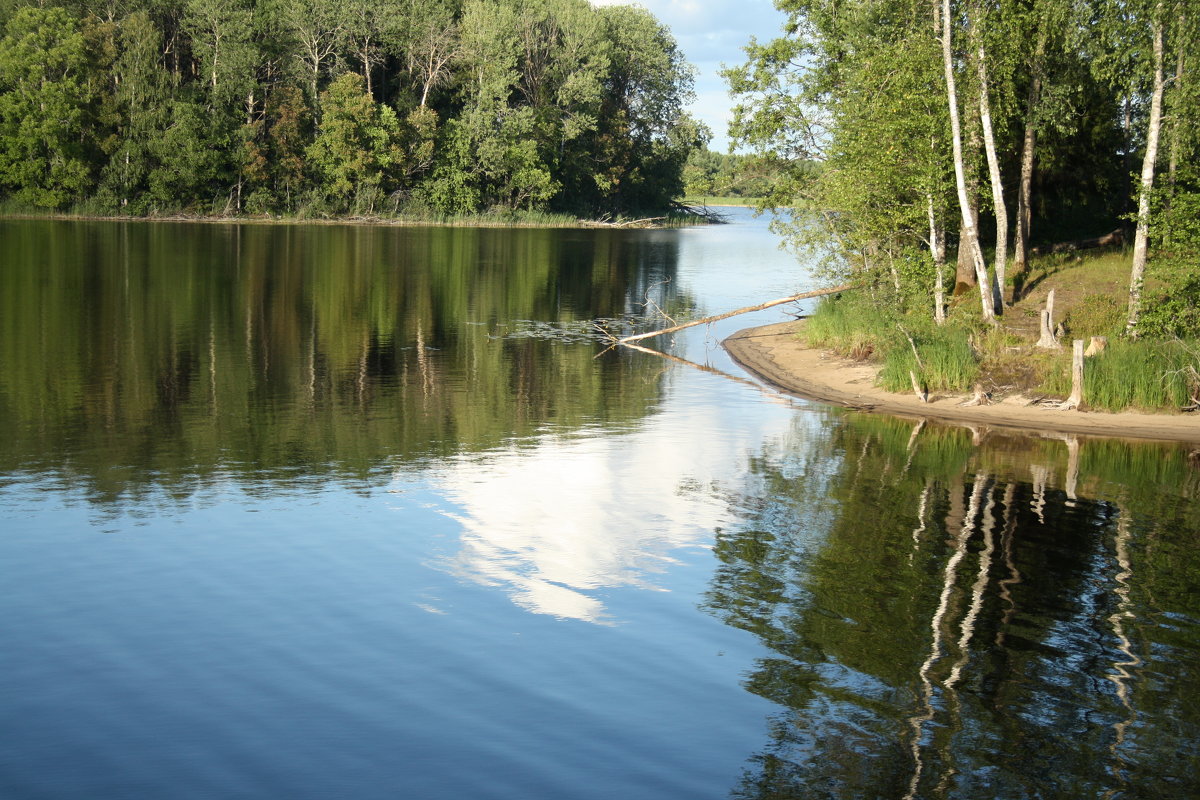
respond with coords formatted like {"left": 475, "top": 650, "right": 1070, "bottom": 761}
{"left": 614, "top": 284, "right": 857, "bottom": 345}
{"left": 960, "top": 383, "right": 992, "bottom": 406}
{"left": 909, "top": 370, "right": 929, "bottom": 403}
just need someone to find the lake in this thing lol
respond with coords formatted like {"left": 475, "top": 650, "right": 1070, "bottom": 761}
{"left": 1, "top": 210, "right": 1197, "bottom": 799}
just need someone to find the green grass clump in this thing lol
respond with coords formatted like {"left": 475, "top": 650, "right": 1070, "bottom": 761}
{"left": 803, "top": 294, "right": 894, "bottom": 360}
{"left": 805, "top": 295, "right": 981, "bottom": 394}
{"left": 878, "top": 325, "right": 980, "bottom": 394}
{"left": 1042, "top": 339, "right": 1199, "bottom": 411}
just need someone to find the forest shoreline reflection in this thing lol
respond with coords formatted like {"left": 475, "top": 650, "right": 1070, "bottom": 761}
{"left": 706, "top": 413, "right": 1200, "bottom": 798}
{"left": 0, "top": 219, "right": 696, "bottom": 505}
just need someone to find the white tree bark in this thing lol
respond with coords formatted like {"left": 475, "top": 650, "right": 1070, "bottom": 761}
{"left": 941, "top": 0, "right": 995, "bottom": 322}
{"left": 977, "top": 44, "right": 1008, "bottom": 312}
{"left": 1127, "top": 5, "right": 1166, "bottom": 337}
{"left": 928, "top": 192, "right": 947, "bottom": 324}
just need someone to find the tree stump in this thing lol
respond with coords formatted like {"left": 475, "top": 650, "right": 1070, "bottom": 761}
{"left": 1061, "top": 339, "right": 1085, "bottom": 409}
{"left": 1036, "top": 289, "right": 1060, "bottom": 349}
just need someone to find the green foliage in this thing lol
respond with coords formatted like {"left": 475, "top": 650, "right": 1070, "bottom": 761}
{"left": 0, "top": 0, "right": 701, "bottom": 219}
{"left": 683, "top": 149, "right": 786, "bottom": 200}
{"left": 307, "top": 73, "right": 401, "bottom": 211}
{"left": 1140, "top": 190, "right": 1200, "bottom": 339}
{"left": 0, "top": 7, "right": 95, "bottom": 208}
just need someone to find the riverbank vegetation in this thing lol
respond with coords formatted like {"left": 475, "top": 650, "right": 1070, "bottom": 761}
{"left": 0, "top": 0, "right": 705, "bottom": 221}
{"left": 729, "top": 0, "right": 1198, "bottom": 411}
{"left": 803, "top": 249, "right": 1199, "bottom": 411}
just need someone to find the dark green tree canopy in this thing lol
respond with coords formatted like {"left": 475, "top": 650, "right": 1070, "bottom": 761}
{"left": 0, "top": 0, "right": 705, "bottom": 216}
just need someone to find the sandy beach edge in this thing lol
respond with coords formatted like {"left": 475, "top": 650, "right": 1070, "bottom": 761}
{"left": 723, "top": 320, "right": 1200, "bottom": 445}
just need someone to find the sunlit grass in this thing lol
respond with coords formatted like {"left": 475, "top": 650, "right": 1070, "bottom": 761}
{"left": 1040, "top": 339, "right": 1199, "bottom": 412}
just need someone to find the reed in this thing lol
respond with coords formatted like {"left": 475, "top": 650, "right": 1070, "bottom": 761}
{"left": 805, "top": 296, "right": 981, "bottom": 394}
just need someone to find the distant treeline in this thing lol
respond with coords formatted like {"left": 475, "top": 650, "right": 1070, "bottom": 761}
{"left": 682, "top": 150, "right": 792, "bottom": 201}
{"left": 0, "top": 0, "right": 706, "bottom": 218}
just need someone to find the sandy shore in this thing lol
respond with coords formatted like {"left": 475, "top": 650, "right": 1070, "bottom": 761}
{"left": 723, "top": 320, "right": 1200, "bottom": 444}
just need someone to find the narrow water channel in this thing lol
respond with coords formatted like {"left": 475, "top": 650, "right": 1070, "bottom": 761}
{"left": 1, "top": 211, "right": 1197, "bottom": 798}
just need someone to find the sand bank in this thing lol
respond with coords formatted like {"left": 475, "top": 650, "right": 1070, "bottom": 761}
{"left": 723, "top": 320, "right": 1200, "bottom": 444}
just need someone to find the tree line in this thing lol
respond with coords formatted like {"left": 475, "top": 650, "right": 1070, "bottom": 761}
{"left": 0, "top": 0, "right": 706, "bottom": 218}
{"left": 727, "top": 0, "right": 1198, "bottom": 337}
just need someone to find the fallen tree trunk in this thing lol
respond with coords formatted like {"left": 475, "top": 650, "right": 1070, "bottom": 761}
{"left": 615, "top": 284, "right": 857, "bottom": 345}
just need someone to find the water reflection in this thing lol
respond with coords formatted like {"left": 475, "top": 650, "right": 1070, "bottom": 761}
{"left": 706, "top": 415, "right": 1200, "bottom": 798}
{"left": 3, "top": 216, "right": 1199, "bottom": 798}
{"left": 429, "top": 404, "right": 768, "bottom": 621}
{"left": 0, "top": 220, "right": 694, "bottom": 500}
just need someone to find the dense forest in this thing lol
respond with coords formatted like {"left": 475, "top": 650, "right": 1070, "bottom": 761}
{"left": 728, "top": 0, "right": 1199, "bottom": 337}
{"left": 0, "top": 0, "right": 706, "bottom": 218}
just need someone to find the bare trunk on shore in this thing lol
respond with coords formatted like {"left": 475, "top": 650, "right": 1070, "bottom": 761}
{"left": 1013, "top": 71, "right": 1040, "bottom": 295}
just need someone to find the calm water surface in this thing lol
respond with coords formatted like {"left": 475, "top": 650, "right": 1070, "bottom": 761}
{"left": 1, "top": 210, "right": 1198, "bottom": 798}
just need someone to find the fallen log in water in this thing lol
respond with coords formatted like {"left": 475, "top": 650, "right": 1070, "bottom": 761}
{"left": 614, "top": 284, "right": 857, "bottom": 345}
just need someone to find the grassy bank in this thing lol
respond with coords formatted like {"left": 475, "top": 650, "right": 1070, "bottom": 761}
{"left": 802, "top": 250, "right": 1200, "bottom": 413}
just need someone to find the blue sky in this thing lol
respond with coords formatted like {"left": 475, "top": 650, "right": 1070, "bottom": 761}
{"left": 590, "top": 1, "right": 788, "bottom": 152}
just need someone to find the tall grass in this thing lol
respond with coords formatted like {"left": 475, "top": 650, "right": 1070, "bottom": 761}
{"left": 1042, "top": 339, "right": 1199, "bottom": 411}
{"left": 804, "top": 295, "right": 981, "bottom": 394}
{"left": 878, "top": 326, "right": 979, "bottom": 393}
{"left": 803, "top": 294, "right": 895, "bottom": 360}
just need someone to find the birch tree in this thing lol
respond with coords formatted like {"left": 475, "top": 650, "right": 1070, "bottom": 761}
{"left": 942, "top": 0, "right": 996, "bottom": 321}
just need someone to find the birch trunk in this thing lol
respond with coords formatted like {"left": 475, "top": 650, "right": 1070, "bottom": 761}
{"left": 942, "top": 0, "right": 995, "bottom": 321}
{"left": 1166, "top": 13, "right": 1186, "bottom": 197}
{"left": 977, "top": 44, "right": 1008, "bottom": 312}
{"left": 1013, "top": 73, "right": 1040, "bottom": 294}
{"left": 1013, "top": 26, "right": 1046, "bottom": 298}
{"left": 1127, "top": 6, "right": 1166, "bottom": 337}
{"left": 928, "top": 192, "right": 947, "bottom": 324}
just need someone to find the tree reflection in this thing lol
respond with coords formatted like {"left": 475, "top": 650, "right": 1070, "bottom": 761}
{"left": 705, "top": 415, "right": 1200, "bottom": 798}
{"left": 0, "top": 220, "right": 691, "bottom": 504}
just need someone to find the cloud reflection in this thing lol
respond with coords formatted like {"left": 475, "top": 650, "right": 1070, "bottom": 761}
{"left": 428, "top": 399, "right": 789, "bottom": 622}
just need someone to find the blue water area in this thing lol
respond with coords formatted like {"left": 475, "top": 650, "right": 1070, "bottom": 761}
{"left": 2, "top": 209, "right": 1198, "bottom": 798}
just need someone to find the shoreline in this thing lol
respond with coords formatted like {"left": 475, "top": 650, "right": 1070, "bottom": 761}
{"left": 723, "top": 320, "right": 1200, "bottom": 445}
{"left": 0, "top": 208, "right": 713, "bottom": 230}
